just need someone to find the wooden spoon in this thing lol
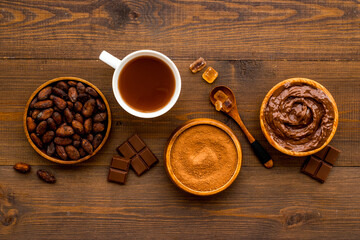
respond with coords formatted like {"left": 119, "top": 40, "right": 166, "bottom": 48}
{"left": 210, "top": 86, "right": 273, "bottom": 168}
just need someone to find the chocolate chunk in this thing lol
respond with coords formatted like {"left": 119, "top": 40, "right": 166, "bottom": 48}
{"left": 116, "top": 134, "right": 158, "bottom": 177}
{"left": 315, "top": 162, "right": 332, "bottom": 183}
{"left": 139, "top": 147, "right": 158, "bottom": 168}
{"left": 324, "top": 146, "right": 340, "bottom": 165}
{"left": 117, "top": 142, "right": 136, "bottom": 159}
{"left": 111, "top": 156, "right": 130, "bottom": 172}
{"left": 131, "top": 156, "right": 148, "bottom": 176}
{"left": 108, "top": 168, "right": 128, "bottom": 184}
{"left": 301, "top": 145, "right": 340, "bottom": 183}
{"left": 313, "top": 147, "right": 329, "bottom": 159}
{"left": 128, "top": 134, "right": 146, "bottom": 152}
{"left": 301, "top": 156, "right": 321, "bottom": 176}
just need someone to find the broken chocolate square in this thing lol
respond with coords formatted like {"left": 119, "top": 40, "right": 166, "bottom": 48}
{"left": 301, "top": 145, "right": 340, "bottom": 183}
{"left": 117, "top": 134, "right": 159, "bottom": 176}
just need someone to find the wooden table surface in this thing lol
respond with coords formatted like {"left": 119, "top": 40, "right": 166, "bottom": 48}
{"left": 1, "top": 0, "right": 359, "bottom": 239}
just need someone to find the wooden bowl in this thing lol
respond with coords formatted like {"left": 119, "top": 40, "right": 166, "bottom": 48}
{"left": 260, "top": 78, "right": 338, "bottom": 157}
{"left": 165, "top": 118, "right": 242, "bottom": 196}
{"left": 24, "top": 77, "right": 112, "bottom": 164}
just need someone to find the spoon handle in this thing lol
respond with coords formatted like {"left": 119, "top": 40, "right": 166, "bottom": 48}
{"left": 250, "top": 140, "right": 273, "bottom": 168}
{"left": 229, "top": 112, "right": 255, "bottom": 143}
{"left": 229, "top": 111, "right": 273, "bottom": 168}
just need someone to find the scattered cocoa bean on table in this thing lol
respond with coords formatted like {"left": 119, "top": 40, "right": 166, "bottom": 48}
{"left": 37, "top": 169, "right": 56, "bottom": 183}
{"left": 13, "top": 162, "right": 31, "bottom": 173}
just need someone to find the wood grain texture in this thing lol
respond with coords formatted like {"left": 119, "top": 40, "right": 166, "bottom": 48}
{"left": 0, "top": 0, "right": 359, "bottom": 60}
{"left": 1, "top": 0, "right": 359, "bottom": 239}
{"left": 0, "top": 59, "right": 359, "bottom": 167}
{"left": 1, "top": 166, "right": 360, "bottom": 239}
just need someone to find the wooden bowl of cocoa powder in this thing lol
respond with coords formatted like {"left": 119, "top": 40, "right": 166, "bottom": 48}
{"left": 165, "top": 118, "right": 242, "bottom": 196}
{"left": 24, "top": 76, "right": 111, "bottom": 164}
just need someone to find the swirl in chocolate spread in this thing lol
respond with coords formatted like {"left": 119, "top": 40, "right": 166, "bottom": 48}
{"left": 264, "top": 82, "right": 335, "bottom": 152}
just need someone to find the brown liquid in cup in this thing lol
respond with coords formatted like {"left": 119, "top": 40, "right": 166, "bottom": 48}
{"left": 118, "top": 56, "right": 176, "bottom": 113}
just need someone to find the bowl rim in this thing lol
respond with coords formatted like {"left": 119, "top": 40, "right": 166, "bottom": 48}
{"left": 164, "top": 118, "right": 242, "bottom": 196}
{"left": 24, "top": 76, "right": 112, "bottom": 164}
{"left": 259, "top": 77, "right": 338, "bottom": 157}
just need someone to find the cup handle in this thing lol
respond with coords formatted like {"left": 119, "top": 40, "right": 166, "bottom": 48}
{"left": 99, "top": 51, "right": 121, "bottom": 69}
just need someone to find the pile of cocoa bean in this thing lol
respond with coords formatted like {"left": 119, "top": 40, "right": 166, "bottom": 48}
{"left": 26, "top": 80, "right": 108, "bottom": 161}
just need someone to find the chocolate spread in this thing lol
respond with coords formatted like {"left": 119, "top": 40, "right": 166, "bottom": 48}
{"left": 264, "top": 82, "right": 335, "bottom": 152}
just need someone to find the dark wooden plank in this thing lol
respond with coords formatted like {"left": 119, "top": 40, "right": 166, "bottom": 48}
{"left": 1, "top": 166, "right": 360, "bottom": 239}
{"left": 0, "top": 0, "right": 359, "bottom": 60}
{"left": 0, "top": 59, "right": 359, "bottom": 167}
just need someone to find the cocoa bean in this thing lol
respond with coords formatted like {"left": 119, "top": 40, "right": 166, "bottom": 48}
{"left": 68, "top": 80, "right": 77, "bottom": 86}
{"left": 86, "top": 134, "right": 94, "bottom": 142}
{"left": 79, "top": 148, "right": 86, "bottom": 157}
{"left": 92, "top": 134, "right": 103, "bottom": 149}
{"left": 65, "top": 145, "right": 80, "bottom": 160}
{"left": 26, "top": 117, "right": 37, "bottom": 132}
{"left": 52, "top": 87, "right": 67, "bottom": 98}
{"left": 31, "top": 109, "right": 41, "bottom": 119}
{"left": 37, "top": 169, "right": 56, "bottom": 183}
{"left": 93, "top": 112, "right": 107, "bottom": 122}
{"left": 68, "top": 87, "right": 78, "bottom": 102}
{"left": 84, "top": 118, "right": 92, "bottom": 134}
{"left": 74, "top": 113, "right": 83, "bottom": 124}
{"left": 67, "top": 101, "right": 73, "bottom": 110}
{"left": 37, "top": 108, "right": 54, "bottom": 121}
{"left": 56, "top": 81, "right": 69, "bottom": 91}
{"left": 36, "top": 120, "right": 47, "bottom": 136}
{"left": 30, "top": 133, "right": 43, "bottom": 148}
{"left": 52, "top": 112, "right": 62, "bottom": 125}
{"left": 47, "top": 118, "right": 57, "bottom": 130}
{"left": 72, "top": 134, "right": 81, "bottom": 141}
{"left": 33, "top": 100, "right": 53, "bottom": 109}
{"left": 74, "top": 101, "right": 83, "bottom": 112}
{"left": 82, "top": 99, "right": 95, "bottom": 118}
{"left": 77, "top": 82, "right": 86, "bottom": 94}
{"left": 93, "top": 122, "right": 105, "bottom": 133}
{"left": 85, "top": 87, "right": 98, "bottom": 97}
{"left": 81, "top": 139, "right": 93, "bottom": 155}
{"left": 96, "top": 98, "right": 106, "bottom": 111}
{"left": 53, "top": 96, "right": 67, "bottom": 110}
{"left": 54, "top": 137, "right": 72, "bottom": 146}
{"left": 64, "top": 108, "right": 73, "bottom": 123}
{"left": 56, "top": 125, "right": 74, "bottom": 137}
{"left": 77, "top": 93, "right": 90, "bottom": 103}
{"left": 38, "top": 86, "right": 52, "bottom": 100}
{"left": 72, "top": 120, "right": 84, "bottom": 134}
{"left": 47, "top": 142, "right": 55, "bottom": 156}
{"left": 56, "top": 145, "right": 67, "bottom": 160}
{"left": 73, "top": 140, "right": 80, "bottom": 148}
{"left": 13, "top": 162, "right": 31, "bottom": 173}
{"left": 42, "top": 131, "right": 55, "bottom": 144}
{"left": 29, "top": 97, "right": 38, "bottom": 109}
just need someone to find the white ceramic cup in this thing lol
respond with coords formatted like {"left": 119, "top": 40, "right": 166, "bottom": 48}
{"left": 99, "top": 50, "right": 181, "bottom": 118}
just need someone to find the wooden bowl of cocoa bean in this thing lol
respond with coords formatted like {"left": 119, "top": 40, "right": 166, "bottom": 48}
{"left": 24, "top": 77, "right": 111, "bottom": 164}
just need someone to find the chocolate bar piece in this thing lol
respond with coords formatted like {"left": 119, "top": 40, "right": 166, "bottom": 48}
{"left": 301, "top": 145, "right": 340, "bottom": 183}
{"left": 117, "top": 134, "right": 159, "bottom": 176}
{"left": 131, "top": 156, "right": 148, "bottom": 176}
{"left": 108, "top": 156, "right": 131, "bottom": 185}
{"left": 108, "top": 168, "right": 128, "bottom": 184}
{"left": 111, "top": 156, "right": 130, "bottom": 172}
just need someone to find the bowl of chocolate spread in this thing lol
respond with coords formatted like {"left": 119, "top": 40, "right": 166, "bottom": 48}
{"left": 260, "top": 78, "right": 338, "bottom": 157}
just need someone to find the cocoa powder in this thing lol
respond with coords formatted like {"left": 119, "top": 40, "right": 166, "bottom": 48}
{"left": 170, "top": 125, "right": 238, "bottom": 192}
